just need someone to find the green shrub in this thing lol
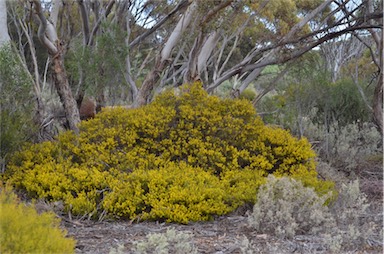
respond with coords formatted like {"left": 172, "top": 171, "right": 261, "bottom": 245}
{"left": 239, "top": 88, "right": 256, "bottom": 101}
{"left": 0, "top": 45, "right": 37, "bottom": 170}
{"left": 0, "top": 184, "right": 76, "bottom": 254}
{"left": 3, "top": 83, "right": 334, "bottom": 223}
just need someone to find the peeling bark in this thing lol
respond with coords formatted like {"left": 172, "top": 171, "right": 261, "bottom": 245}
{"left": 134, "top": 1, "right": 198, "bottom": 107}
{"left": 161, "top": 1, "right": 197, "bottom": 62}
{"left": 197, "top": 31, "right": 219, "bottom": 74}
{"left": 51, "top": 44, "right": 81, "bottom": 133}
{"left": 134, "top": 58, "right": 168, "bottom": 107}
{"left": 32, "top": 0, "right": 80, "bottom": 133}
{"left": 366, "top": 0, "right": 383, "bottom": 135}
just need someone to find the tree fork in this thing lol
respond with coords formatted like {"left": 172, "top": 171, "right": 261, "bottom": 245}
{"left": 134, "top": 57, "right": 167, "bottom": 107}
{"left": 31, "top": 0, "right": 80, "bottom": 134}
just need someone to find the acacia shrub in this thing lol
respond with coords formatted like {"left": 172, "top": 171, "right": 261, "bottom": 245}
{"left": 4, "top": 83, "right": 334, "bottom": 223}
{"left": 0, "top": 184, "right": 75, "bottom": 253}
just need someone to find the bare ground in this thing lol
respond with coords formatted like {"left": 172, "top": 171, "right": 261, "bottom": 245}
{"left": 61, "top": 199, "right": 383, "bottom": 254}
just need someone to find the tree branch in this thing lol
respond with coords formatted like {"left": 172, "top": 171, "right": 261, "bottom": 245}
{"left": 88, "top": 0, "right": 116, "bottom": 46}
{"left": 77, "top": 0, "right": 90, "bottom": 45}
{"left": 200, "top": 0, "right": 233, "bottom": 26}
{"left": 129, "top": 0, "right": 190, "bottom": 49}
{"left": 31, "top": 0, "right": 58, "bottom": 54}
{"left": 207, "top": 23, "right": 381, "bottom": 93}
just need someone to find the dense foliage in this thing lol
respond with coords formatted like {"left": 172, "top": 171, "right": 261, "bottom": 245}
{"left": 0, "top": 184, "right": 75, "bottom": 253}
{"left": 0, "top": 45, "right": 37, "bottom": 169}
{"left": 3, "top": 83, "right": 334, "bottom": 223}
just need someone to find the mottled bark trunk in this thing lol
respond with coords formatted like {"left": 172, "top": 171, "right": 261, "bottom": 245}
{"left": 32, "top": 0, "right": 80, "bottom": 133}
{"left": 367, "top": 0, "right": 383, "bottom": 136}
{"left": 51, "top": 44, "right": 80, "bottom": 133}
{"left": 372, "top": 72, "right": 383, "bottom": 135}
{"left": 134, "top": 58, "right": 167, "bottom": 107}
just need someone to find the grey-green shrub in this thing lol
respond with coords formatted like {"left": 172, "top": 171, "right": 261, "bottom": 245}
{"left": 248, "top": 177, "right": 380, "bottom": 252}
{"left": 303, "top": 121, "right": 382, "bottom": 173}
{"left": 248, "top": 175, "right": 335, "bottom": 239}
{"left": 324, "top": 180, "right": 377, "bottom": 251}
{"left": 330, "top": 122, "right": 382, "bottom": 172}
{"left": 133, "top": 228, "right": 198, "bottom": 254}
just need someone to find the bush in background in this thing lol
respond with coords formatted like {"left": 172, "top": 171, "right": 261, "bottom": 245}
{"left": 305, "top": 121, "right": 382, "bottom": 175}
{"left": 255, "top": 70, "right": 382, "bottom": 176}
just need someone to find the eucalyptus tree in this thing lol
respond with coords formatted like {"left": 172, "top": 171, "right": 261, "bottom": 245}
{"left": 29, "top": 0, "right": 80, "bottom": 133}
{"left": 0, "top": 0, "right": 10, "bottom": 46}
{"left": 320, "top": 36, "right": 366, "bottom": 83}
{"left": 121, "top": 0, "right": 382, "bottom": 132}
{"left": 4, "top": 0, "right": 383, "bottom": 134}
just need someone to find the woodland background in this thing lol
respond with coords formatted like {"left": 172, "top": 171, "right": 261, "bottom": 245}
{"left": 0, "top": 0, "right": 383, "bottom": 252}
{"left": 0, "top": 0, "right": 382, "bottom": 144}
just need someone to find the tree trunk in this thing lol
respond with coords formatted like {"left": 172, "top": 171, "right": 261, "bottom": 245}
{"left": 372, "top": 72, "right": 383, "bottom": 135}
{"left": 134, "top": 58, "right": 167, "bottom": 107}
{"left": 366, "top": 0, "right": 383, "bottom": 136}
{"left": 134, "top": 1, "right": 197, "bottom": 107}
{"left": 32, "top": 0, "right": 80, "bottom": 133}
{"left": 0, "top": 0, "right": 10, "bottom": 46}
{"left": 51, "top": 45, "right": 81, "bottom": 133}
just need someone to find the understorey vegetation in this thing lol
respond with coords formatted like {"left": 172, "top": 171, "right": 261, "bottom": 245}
{"left": 3, "top": 83, "right": 334, "bottom": 224}
{"left": 0, "top": 1, "right": 382, "bottom": 252}
{"left": 0, "top": 184, "right": 76, "bottom": 254}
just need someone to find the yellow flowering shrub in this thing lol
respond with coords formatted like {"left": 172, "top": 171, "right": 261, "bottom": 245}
{"left": 3, "top": 83, "right": 335, "bottom": 223}
{"left": 0, "top": 184, "right": 76, "bottom": 253}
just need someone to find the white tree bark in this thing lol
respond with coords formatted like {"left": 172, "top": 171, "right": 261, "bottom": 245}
{"left": 125, "top": 10, "right": 138, "bottom": 100}
{"left": 0, "top": 0, "right": 10, "bottom": 47}
{"left": 197, "top": 31, "right": 219, "bottom": 75}
{"left": 161, "top": 1, "right": 197, "bottom": 61}
{"left": 238, "top": 50, "right": 276, "bottom": 94}
{"left": 51, "top": 0, "right": 62, "bottom": 27}
{"left": 134, "top": 0, "right": 198, "bottom": 106}
{"left": 321, "top": 37, "right": 365, "bottom": 82}
{"left": 19, "top": 20, "right": 41, "bottom": 96}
